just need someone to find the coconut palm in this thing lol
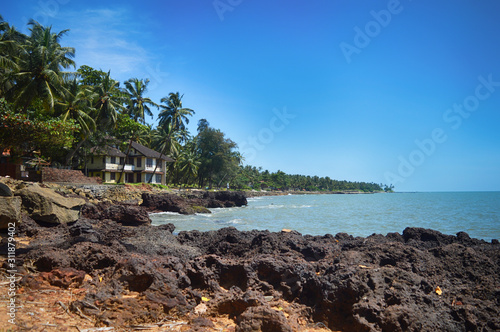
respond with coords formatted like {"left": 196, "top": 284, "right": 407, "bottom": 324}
{"left": 0, "top": 15, "right": 25, "bottom": 94}
{"left": 0, "top": 15, "right": 27, "bottom": 77}
{"left": 177, "top": 146, "right": 200, "bottom": 186}
{"left": 148, "top": 122, "right": 181, "bottom": 184}
{"left": 7, "top": 20, "right": 75, "bottom": 112}
{"left": 56, "top": 79, "right": 96, "bottom": 135}
{"left": 158, "top": 92, "right": 194, "bottom": 143}
{"left": 122, "top": 78, "right": 158, "bottom": 124}
{"left": 56, "top": 79, "right": 97, "bottom": 166}
{"left": 93, "top": 71, "right": 123, "bottom": 129}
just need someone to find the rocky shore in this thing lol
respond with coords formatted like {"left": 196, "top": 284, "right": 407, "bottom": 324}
{"left": 0, "top": 179, "right": 499, "bottom": 331}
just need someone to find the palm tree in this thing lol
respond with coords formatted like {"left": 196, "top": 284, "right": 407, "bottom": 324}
{"left": 123, "top": 78, "right": 158, "bottom": 124}
{"left": 158, "top": 92, "right": 194, "bottom": 143}
{"left": 7, "top": 20, "right": 75, "bottom": 112}
{"left": 56, "top": 79, "right": 96, "bottom": 135}
{"left": 148, "top": 92, "right": 194, "bottom": 184}
{"left": 177, "top": 146, "right": 200, "bottom": 187}
{"left": 93, "top": 71, "right": 123, "bottom": 129}
{"left": 0, "top": 16, "right": 25, "bottom": 96}
{"left": 148, "top": 122, "right": 181, "bottom": 184}
{"left": 55, "top": 79, "right": 97, "bottom": 166}
{"left": 152, "top": 123, "right": 181, "bottom": 157}
{"left": 116, "top": 117, "right": 149, "bottom": 183}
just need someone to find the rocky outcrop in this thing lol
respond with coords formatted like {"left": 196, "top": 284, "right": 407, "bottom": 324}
{"left": 202, "top": 191, "right": 248, "bottom": 207}
{"left": 0, "top": 196, "right": 22, "bottom": 229}
{"left": 141, "top": 191, "right": 247, "bottom": 214}
{"left": 141, "top": 192, "right": 199, "bottom": 214}
{"left": 15, "top": 184, "right": 86, "bottom": 224}
{"left": 11, "top": 220, "right": 500, "bottom": 331}
{"left": 0, "top": 182, "right": 13, "bottom": 197}
{"left": 80, "top": 201, "right": 151, "bottom": 226}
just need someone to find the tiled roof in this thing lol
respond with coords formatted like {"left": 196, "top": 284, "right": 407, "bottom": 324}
{"left": 90, "top": 146, "right": 127, "bottom": 157}
{"left": 130, "top": 141, "right": 174, "bottom": 162}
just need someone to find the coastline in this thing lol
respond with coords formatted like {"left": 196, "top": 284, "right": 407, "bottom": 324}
{"left": 0, "top": 179, "right": 499, "bottom": 331}
{"left": 244, "top": 189, "right": 385, "bottom": 197}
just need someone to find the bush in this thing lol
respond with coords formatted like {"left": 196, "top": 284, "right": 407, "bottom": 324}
{"left": 0, "top": 98, "right": 79, "bottom": 157}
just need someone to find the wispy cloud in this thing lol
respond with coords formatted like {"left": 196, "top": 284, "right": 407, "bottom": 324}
{"left": 59, "top": 7, "right": 155, "bottom": 81}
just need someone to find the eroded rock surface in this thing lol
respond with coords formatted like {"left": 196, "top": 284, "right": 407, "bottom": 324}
{"left": 15, "top": 183, "right": 86, "bottom": 224}
{"left": 141, "top": 190, "right": 247, "bottom": 214}
{"left": 6, "top": 215, "right": 499, "bottom": 332}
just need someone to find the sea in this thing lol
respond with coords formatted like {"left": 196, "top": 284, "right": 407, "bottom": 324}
{"left": 150, "top": 192, "right": 500, "bottom": 242}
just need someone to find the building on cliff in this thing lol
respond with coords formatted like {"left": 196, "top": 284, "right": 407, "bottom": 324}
{"left": 86, "top": 141, "right": 174, "bottom": 185}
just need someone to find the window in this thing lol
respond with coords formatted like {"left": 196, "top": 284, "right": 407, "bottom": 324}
{"left": 146, "top": 173, "right": 153, "bottom": 183}
{"left": 137, "top": 158, "right": 142, "bottom": 167}
{"left": 102, "top": 157, "right": 106, "bottom": 164}
{"left": 91, "top": 156, "right": 94, "bottom": 164}
{"left": 146, "top": 158, "right": 153, "bottom": 167}
{"left": 127, "top": 173, "right": 134, "bottom": 183}
{"left": 110, "top": 156, "right": 116, "bottom": 164}
{"left": 110, "top": 172, "right": 116, "bottom": 181}
{"left": 120, "top": 157, "right": 124, "bottom": 165}
{"left": 127, "top": 157, "right": 134, "bottom": 165}
{"left": 155, "top": 174, "right": 162, "bottom": 184}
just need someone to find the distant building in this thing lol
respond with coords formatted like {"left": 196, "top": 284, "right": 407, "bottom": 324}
{"left": 86, "top": 141, "right": 174, "bottom": 185}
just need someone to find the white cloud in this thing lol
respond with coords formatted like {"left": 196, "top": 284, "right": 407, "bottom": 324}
{"left": 59, "top": 7, "right": 155, "bottom": 81}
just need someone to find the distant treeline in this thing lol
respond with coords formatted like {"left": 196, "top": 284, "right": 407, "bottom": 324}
{"left": 231, "top": 167, "right": 393, "bottom": 192}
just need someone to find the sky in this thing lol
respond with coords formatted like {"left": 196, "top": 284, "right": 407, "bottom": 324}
{"left": 2, "top": 0, "right": 500, "bottom": 191}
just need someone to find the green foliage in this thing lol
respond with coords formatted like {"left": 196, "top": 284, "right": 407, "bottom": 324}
{"left": 6, "top": 20, "right": 76, "bottom": 112}
{"left": 0, "top": 98, "right": 78, "bottom": 157}
{"left": 77, "top": 65, "right": 107, "bottom": 86}
{"left": 123, "top": 78, "right": 158, "bottom": 124}
{"left": 196, "top": 126, "right": 240, "bottom": 188}
{"left": 231, "top": 164, "right": 387, "bottom": 192}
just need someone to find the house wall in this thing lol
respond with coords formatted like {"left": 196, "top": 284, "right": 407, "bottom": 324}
{"left": 87, "top": 151, "right": 167, "bottom": 185}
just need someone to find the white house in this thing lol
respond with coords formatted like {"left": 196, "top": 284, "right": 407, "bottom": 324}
{"left": 87, "top": 141, "right": 174, "bottom": 185}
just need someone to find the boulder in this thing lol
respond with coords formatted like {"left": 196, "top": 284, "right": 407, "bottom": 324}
{"left": 80, "top": 202, "right": 151, "bottom": 226}
{"left": 141, "top": 192, "right": 197, "bottom": 214}
{"left": 203, "top": 191, "right": 247, "bottom": 207}
{"left": 16, "top": 184, "right": 85, "bottom": 224}
{"left": 236, "top": 305, "right": 293, "bottom": 332}
{"left": 0, "top": 182, "right": 14, "bottom": 197}
{"left": 0, "top": 196, "right": 22, "bottom": 229}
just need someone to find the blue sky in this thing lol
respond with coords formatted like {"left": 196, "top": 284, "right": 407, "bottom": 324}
{"left": 3, "top": 0, "right": 500, "bottom": 191}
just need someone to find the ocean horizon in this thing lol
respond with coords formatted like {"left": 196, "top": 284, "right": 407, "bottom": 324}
{"left": 151, "top": 191, "right": 500, "bottom": 242}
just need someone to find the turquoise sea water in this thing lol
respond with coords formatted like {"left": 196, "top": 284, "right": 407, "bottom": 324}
{"left": 150, "top": 192, "right": 500, "bottom": 242}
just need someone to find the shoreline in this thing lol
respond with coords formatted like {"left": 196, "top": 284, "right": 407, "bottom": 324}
{"left": 0, "top": 178, "right": 499, "bottom": 330}
{"left": 2, "top": 219, "right": 499, "bottom": 331}
{"left": 244, "top": 189, "right": 385, "bottom": 197}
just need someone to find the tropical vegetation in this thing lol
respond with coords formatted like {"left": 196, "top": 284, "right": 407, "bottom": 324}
{"left": 0, "top": 16, "right": 392, "bottom": 193}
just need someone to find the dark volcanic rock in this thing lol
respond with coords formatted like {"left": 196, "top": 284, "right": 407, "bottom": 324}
{"left": 0, "top": 182, "right": 13, "bottom": 196}
{"left": 13, "top": 218, "right": 500, "bottom": 331}
{"left": 202, "top": 191, "right": 247, "bottom": 207}
{"left": 81, "top": 201, "right": 151, "bottom": 226}
{"left": 141, "top": 190, "right": 247, "bottom": 214}
{"left": 237, "top": 305, "right": 293, "bottom": 332}
{"left": 141, "top": 192, "right": 196, "bottom": 214}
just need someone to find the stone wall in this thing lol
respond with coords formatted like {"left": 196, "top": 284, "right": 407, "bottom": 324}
{"left": 42, "top": 167, "right": 101, "bottom": 184}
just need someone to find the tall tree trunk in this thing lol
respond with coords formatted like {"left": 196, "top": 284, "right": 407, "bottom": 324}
{"left": 118, "top": 139, "right": 134, "bottom": 183}
{"left": 65, "top": 138, "right": 87, "bottom": 167}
